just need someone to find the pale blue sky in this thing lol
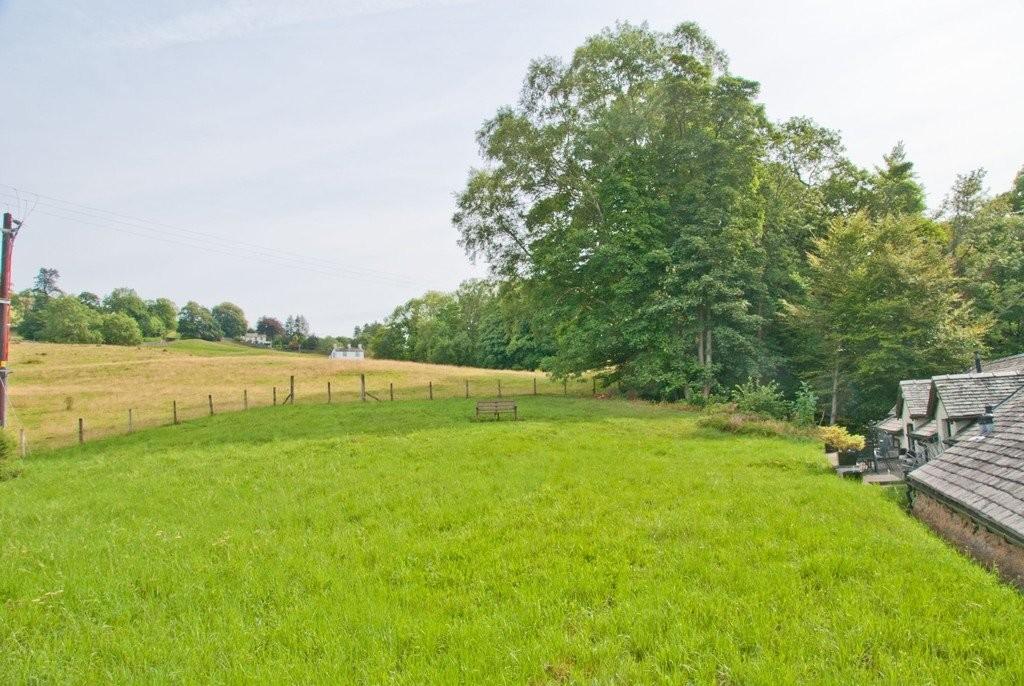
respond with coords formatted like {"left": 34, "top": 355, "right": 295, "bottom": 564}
{"left": 1, "top": 0, "right": 1022, "bottom": 334}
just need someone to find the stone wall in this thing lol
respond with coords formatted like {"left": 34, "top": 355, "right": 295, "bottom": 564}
{"left": 912, "top": 491, "right": 1024, "bottom": 590}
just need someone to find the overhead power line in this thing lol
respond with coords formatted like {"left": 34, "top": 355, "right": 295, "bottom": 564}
{"left": 0, "top": 185, "right": 441, "bottom": 289}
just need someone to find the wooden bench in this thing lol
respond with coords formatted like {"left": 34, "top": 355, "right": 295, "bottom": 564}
{"left": 476, "top": 399, "right": 518, "bottom": 421}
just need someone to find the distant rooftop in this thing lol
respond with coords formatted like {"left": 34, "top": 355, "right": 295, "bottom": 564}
{"left": 928, "top": 371, "right": 1024, "bottom": 420}
{"left": 966, "top": 352, "right": 1024, "bottom": 375}
{"left": 898, "top": 379, "right": 932, "bottom": 418}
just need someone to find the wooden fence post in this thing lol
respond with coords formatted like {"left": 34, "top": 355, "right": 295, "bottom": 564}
{"left": 327, "top": 382, "right": 332, "bottom": 404}
{"left": 289, "top": 375, "right": 295, "bottom": 404}
{"left": 465, "top": 379, "right": 469, "bottom": 399}
{"left": 244, "top": 389, "right": 248, "bottom": 410}
{"left": 273, "top": 387, "right": 277, "bottom": 406}
{"left": 497, "top": 379, "right": 502, "bottom": 398}
{"left": 78, "top": 418, "right": 84, "bottom": 445}
{"left": 173, "top": 400, "right": 178, "bottom": 425}
{"left": 19, "top": 428, "right": 26, "bottom": 458}
{"left": 563, "top": 378, "right": 567, "bottom": 396}
{"left": 429, "top": 381, "right": 433, "bottom": 400}
{"left": 533, "top": 377, "right": 537, "bottom": 396}
{"left": 389, "top": 382, "right": 394, "bottom": 401}
{"left": 360, "top": 374, "right": 366, "bottom": 402}
{"left": 128, "top": 408, "right": 133, "bottom": 434}
{"left": 593, "top": 378, "right": 596, "bottom": 396}
{"left": 208, "top": 394, "right": 214, "bottom": 416}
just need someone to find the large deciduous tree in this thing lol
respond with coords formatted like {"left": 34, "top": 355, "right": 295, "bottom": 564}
{"left": 148, "top": 298, "right": 179, "bottom": 335}
{"left": 454, "top": 22, "right": 778, "bottom": 398}
{"left": 788, "top": 213, "right": 987, "bottom": 425}
{"left": 256, "top": 316, "right": 286, "bottom": 341}
{"left": 177, "top": 302, "right": 223, "bottom": 341}
{"left": 211, "top": 302, "right": 248, "bottom": 339}
{"left": 38, "top": 296, "right": 101, "bottom": 344}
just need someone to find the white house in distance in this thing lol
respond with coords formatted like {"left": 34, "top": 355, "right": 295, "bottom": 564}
{"left": 240, "top": 332, "right": 270, "bottom": 347}
{"left": 329, "top": 344, "right": 365, "bottom": 360}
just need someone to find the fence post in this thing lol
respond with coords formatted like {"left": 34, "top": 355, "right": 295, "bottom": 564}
{"left": 593, "top": 378, "right": 596, "bottom": 396}
{"left": 429, "top": 381, "right": 433, "bottom": 400}
{"left": 208, "top": 394, "right": 214, "bottom": 416}
{"left": 497, "top": 379, "right": 502, "bottom": 398}
{"left": 327, "top": 382, "right": 332, "bottom": 404}
{"left": 563, "top": 378, "right": 567, "bottom": 396}
{"left": 244, "top": 389, "right": 248, "bottom": 410}
{"left": 173, "top": 400, "right": 178, "bottom": 425}
{"left": 533, "top": 377, "right": 537, "bottom": 396}
{"left": 289, "top": 375, "right": 295, "bottom": 404}
{"left": 128, "top": 408, "right": 133, "bottom": 434}
{"left": 389, "top": 382, "right": 394, "bottom": 401}
{"left": 19, "top": 428, "right": 26, "bottom": 458}
{"left": 465, "top": 379, "right": 469, "bottom": 399}
{"left": 78, "top": 418, "right": 84, "bottom": 445}
{"left": 360, "top": 374, "right": 366, "bottom": 402}
{"left": 273, "top": 387, "right": 277, "bottom": 406}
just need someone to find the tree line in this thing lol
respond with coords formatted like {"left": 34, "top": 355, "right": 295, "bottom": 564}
{"left": 12, "top": 269, "right": 351, "bottom": 353}
{"left": 362, "top": 22, "right": 1024, "bottom": 428}
{"left": 354, "top": 280, "right": 551, "bottom": 370}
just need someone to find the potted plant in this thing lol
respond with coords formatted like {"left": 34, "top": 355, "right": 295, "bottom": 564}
{"left": 819, "top": 425, "right": 866, "bottom": 467}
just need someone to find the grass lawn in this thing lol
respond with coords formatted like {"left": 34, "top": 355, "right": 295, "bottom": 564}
{"left": 8, "top": 340, "right": 589, "bottom": 448}
{"left": 2, "top": 398, "right": 1023, "bottom": 683}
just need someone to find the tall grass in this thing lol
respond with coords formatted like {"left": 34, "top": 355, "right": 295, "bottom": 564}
{"left": 8, "top": 340, "right": 592, "bottom": 448}
{"left": 1, "top": 398, "right": 1022, "bottom": 683}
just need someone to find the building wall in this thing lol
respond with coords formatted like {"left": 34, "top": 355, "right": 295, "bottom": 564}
{"left": 900, "top": 403, "right": 913, "bottom": 450}
{"left": 935, "top": 397, "right": 949, "bottom": 442}
{"left": 912, "top": 491, "right": 1024, "bottom": 589}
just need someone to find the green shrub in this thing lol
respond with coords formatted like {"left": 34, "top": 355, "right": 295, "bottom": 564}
{"left": 100, "top": 312, "right": 144, "bottom": 346}
{"left": 790, "top": 382, "right": 818, "bottom": 426}
{"left": 731, "top": 378, "right": 788, "bottom": 419}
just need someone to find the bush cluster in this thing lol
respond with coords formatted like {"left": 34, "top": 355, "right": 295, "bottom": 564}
{"left": 730, "top": 378, "right": 819, "bottom": 425}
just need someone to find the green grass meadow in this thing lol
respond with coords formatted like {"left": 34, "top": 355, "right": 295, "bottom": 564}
{"left": 2, "top": 398, "right": 1023, "bottom": 683}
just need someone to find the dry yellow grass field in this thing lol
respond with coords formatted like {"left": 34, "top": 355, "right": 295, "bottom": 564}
{"left": 7, "top": 339, "right": 590, "bottom": 448}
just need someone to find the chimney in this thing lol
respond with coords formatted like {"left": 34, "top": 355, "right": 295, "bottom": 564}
{"left": 980, "top": 405, "right": 995, "bottom": 436}
{"left": 974, "top": 351, "right": 983, "bottom": 373}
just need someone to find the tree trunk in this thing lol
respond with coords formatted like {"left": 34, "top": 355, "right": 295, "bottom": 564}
{"left": 829, "top": 363, "right": 840, "bottom": 425}
{"left": 702, "top": 328, "right": 712, "bottom": 399}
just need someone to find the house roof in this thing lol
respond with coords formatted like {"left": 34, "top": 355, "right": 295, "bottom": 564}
{"left": 908, "top": 387, "right": 1024, "bottom": 546}
{"left": 926, "top": 371, "right": 1024, "bottom": 420}
{"left": 875, "top": 415, "right": 903, "bottom": 433}
{"left": 897, "top": 380, "right": 932, "bottom": 418}
{"left": 911, "top": 420, "right": 938, "bottom": 439}
{"left": 975, "top": 353, "right": 1024, "bottom": 374}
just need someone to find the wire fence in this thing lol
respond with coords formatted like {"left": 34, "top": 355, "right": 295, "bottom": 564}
{"left": 17, "top": 373, "right": 601, "bottom": 452}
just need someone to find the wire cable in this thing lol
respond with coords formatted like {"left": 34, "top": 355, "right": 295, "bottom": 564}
{"left": 0, "top": 185, "right": 442, "bottom": 289}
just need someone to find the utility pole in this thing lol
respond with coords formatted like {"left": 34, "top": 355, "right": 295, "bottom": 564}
{"left": 0, "top": 212, "right": 21, "bottom": 429}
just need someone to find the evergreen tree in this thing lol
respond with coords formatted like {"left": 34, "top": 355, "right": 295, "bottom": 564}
{"left": 867, "top": 142, "right": 926, "bottom": 217}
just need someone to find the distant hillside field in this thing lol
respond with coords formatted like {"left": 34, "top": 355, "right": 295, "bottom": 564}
{"left": 1, "top": 398, "right": 1023, "bottom": 682}
{"left": 8, "top": 340, "right": 587, "bottom": 448}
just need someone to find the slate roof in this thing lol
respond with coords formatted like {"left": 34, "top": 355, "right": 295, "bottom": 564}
{"left": 909, "top": 387, "right": 1024, "bottom": 545}
{"left": 976, "top": 353, "right": 1024, "bottom": 374}
{"left": 897, "top": 380, "right": 932, "bottom": 418}
{"left": 875, "top": 415, "right": 903, "bottom": 433}
{"left": 926, "top": 371, "right": 1024, "bottom": 420}
{"left": 911, "top": 420, "right": 937, "bottom": 439}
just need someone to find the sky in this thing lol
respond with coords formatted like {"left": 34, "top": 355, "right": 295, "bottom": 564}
{"left": 1, "top": 0, "right": 1022, "bottom": 335}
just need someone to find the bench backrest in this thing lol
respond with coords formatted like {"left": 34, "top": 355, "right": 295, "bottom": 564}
{"left": 477, "top": 400, "right": 517, "bottom": 411}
